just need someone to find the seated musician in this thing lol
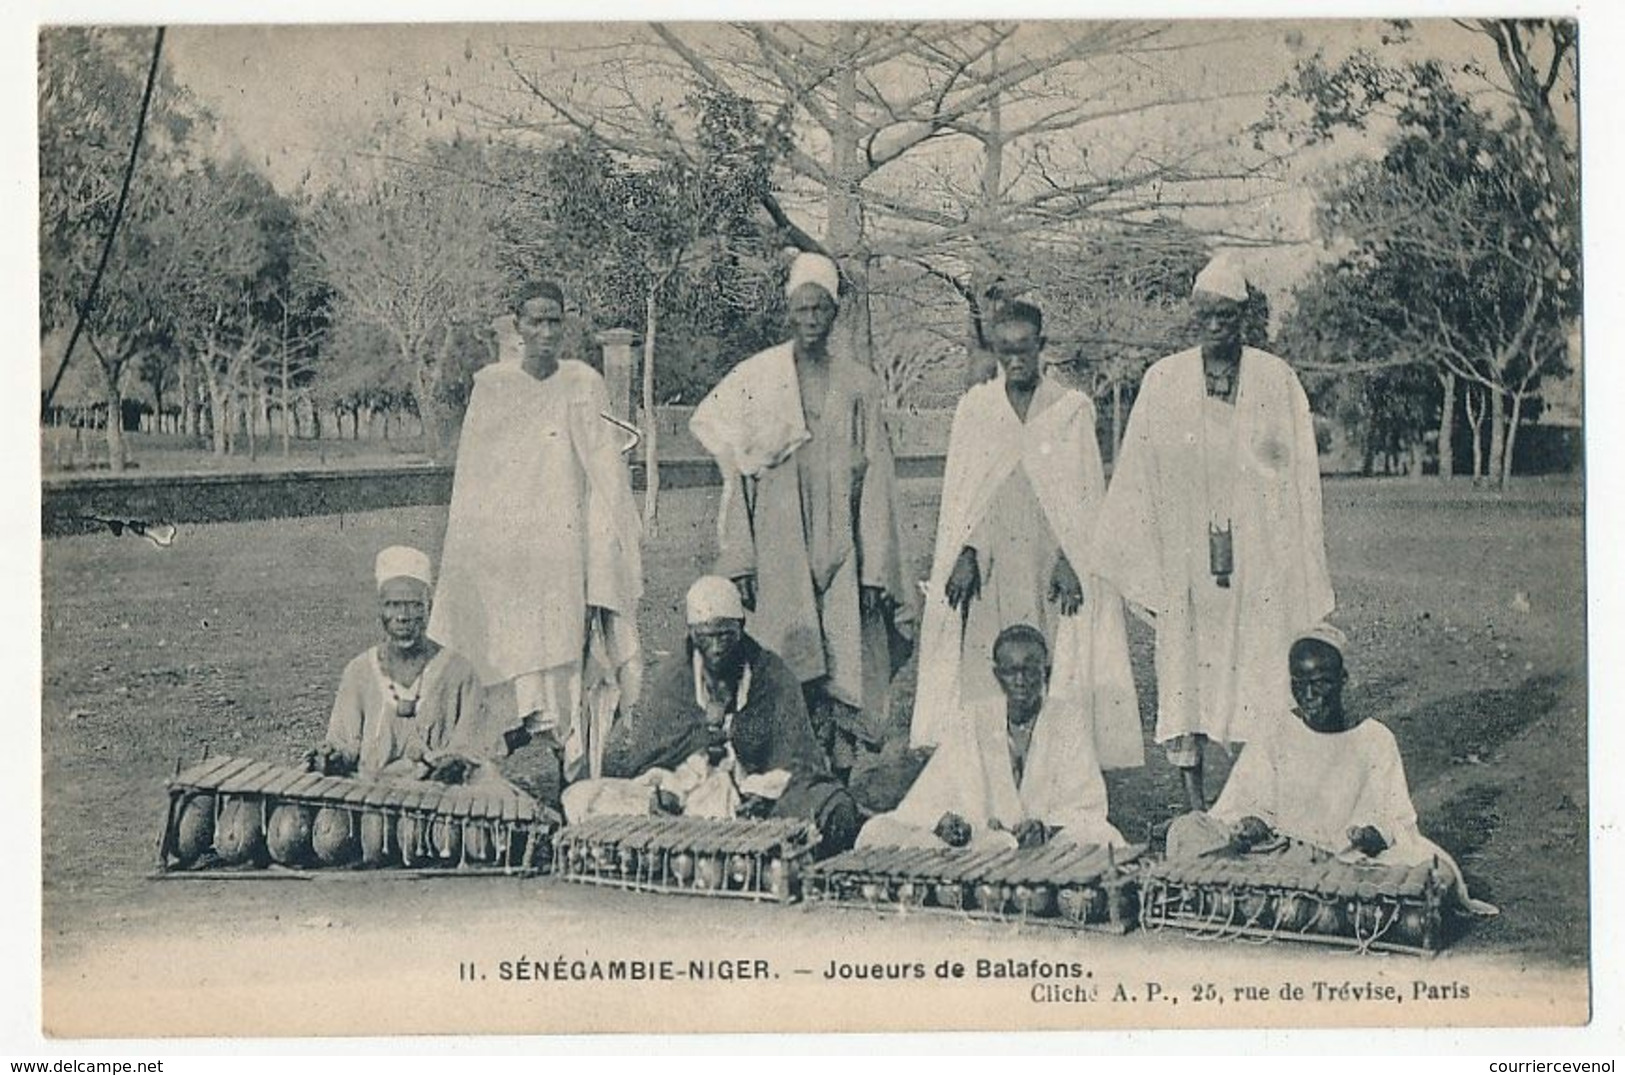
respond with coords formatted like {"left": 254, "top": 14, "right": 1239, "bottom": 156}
{"left": 858, "top": 624, "right": 1124, "bottom": 852}
{"left": 307, "top": 546, "right": 494, "bottom": 784}
{"left": 561, "top": 576, "right": 861, "bottom": 855}
{"left": 1165, "top": 624, "right": 1496, "bottom": 915}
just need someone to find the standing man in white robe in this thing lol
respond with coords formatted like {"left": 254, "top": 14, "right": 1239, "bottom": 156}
{"left": 909, "top": 301, "right": 1141, "bottom": 775}
{"left": 429, "top": 280, "right": 644, "bottom": 795}
{"left": 689, "top": 252, "right": 914, "bottom": 785}
{"left": 1096, "top": 254, "right": 1333, "bottom": 811}
{"left": 861, "top": 625, "right": 1125, "bottom": 851}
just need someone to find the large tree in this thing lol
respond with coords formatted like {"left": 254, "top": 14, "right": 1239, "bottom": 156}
{"left": 455, "top": 21, "right": 1287, "bottom": 382}
{"left": 1268, "top": 21, "right": 1578, "bottom": 485}
{"left": 143, "top": 157, "right": 297, "bottom": 457}
{"left": 39, "top": 26, "right": 193, "bottom": 471}
{"left": 307, "top": 141, "right": 506, "bottom": 459}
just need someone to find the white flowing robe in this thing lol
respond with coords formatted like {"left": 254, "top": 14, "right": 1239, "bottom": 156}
{"left": 909, "top": 373, "right": 1142, "bottom": 771}
{"left": 860, "top": 694, "right": 1124, "bottom": 850}
{"left": 1210, "top": 714, "right": 1497, "bottom": 914}
{"left": 1095, "top": 347, "right": 1332, "bottom": 747}
{"left": 689, "top": 341, "right": 913, "bottom": 743}
{"left": 429, "top": 360, "right": 643, "bottom": 779}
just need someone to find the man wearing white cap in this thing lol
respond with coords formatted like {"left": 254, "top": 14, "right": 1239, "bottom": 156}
{"left": 689, "top": 251, "right": 914, "bottom": 785}
{"left": 1096, "top": 251, "right": 1333, "bottom": 811}
{"left": 429, "top": 279, "right": 644, "bottom": 795}
{"left": 310, "top": 546, "right": 492, "bottom": 783}
{"left": 562, "top": 576, "right": 860, "bottom": 855}
{"left": 1164, "top": 625, "right": 1496, "bottom": 916}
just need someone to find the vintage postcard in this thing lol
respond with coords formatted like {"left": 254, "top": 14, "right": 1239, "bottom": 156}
{"left": 32, "top": 11, "right": 1595, "bottom": 1041}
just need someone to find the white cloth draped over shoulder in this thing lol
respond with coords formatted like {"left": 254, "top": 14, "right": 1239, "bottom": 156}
{"left": 861, "top": 694, "right": 1124, "bottom": 850}
{"left": 1210, "top": 714, "right": 1497, "bottom": 916}
{"left": 429, "top": 360, "right": 643, "bottom": 778}
{"left": 909, "top": 373, "right": 1141, "bottom": 770}
{"left": 689, "top": 340, "right": 912, "bottom": 738}
{"left": 1095, "top": 347, "right": 1333, "bottom": 747}
{"left": 688, "top": 342, "right": 812, "bottom": 481}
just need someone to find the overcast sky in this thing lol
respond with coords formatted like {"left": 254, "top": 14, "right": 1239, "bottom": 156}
{"left": 154, "top": 19, "right": 1480, "bottom": 298}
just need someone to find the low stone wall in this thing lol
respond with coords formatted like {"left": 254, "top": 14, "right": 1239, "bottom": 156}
{"left": 644, "top": 406, "right": 954, "bottom": 460}
{"left": 42, "top": 456, "right": 947, "bottom": 537}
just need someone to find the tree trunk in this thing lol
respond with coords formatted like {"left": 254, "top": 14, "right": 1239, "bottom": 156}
{"left": 642, "top": 286, "right": 662, "bottom": 538}
{"left": 828, "top": 24, "right": 872, "bottom": 367}
{"left": 1500, "top": 390, "right": 1526, "bottom": 488}
{"left": 415, "top": 344, "right": 450, "bottom": 461}
{"left": 177, "top": 357, "right": 194, "bottom": 439}
{"left": 1110, "top": 374, "right": 1124, "bottom": 465}
{"left": 1487, "top": 388, "right": 1507, "bottom": 488}
{"left": 1436, "top": 370, "right": 1456, "bottom": 480}
{"left": 1467, "top": 412, "right": 1485, "bottom": 482}
{"left": 280, "top": 349, "right": 293, "bottom": 458}
{"left": 966, "top": 46, "right": 1005, "bottom": 388}
{"left": 95, "top": 346, "right": 126, "bottom": 475}
{"left": 247, "top": 379, "right": 260, "bottom": 462}
{"left": 201, "top": 344, "right": 229, "bottom": 457}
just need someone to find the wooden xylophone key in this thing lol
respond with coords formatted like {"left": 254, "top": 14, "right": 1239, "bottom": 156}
{"left": 211, "top": 757, "right": 274, "bottom": 797}
{"left": 888, "top": 846, "right": 938, "bottom": 884}
{"left": 965, "top": 847, "right": 1019, "bottom": 912}
{"left": 616, "top": 816, "right": 661, "bottom": 883}
{"left": 1398, "top": 862, "right": 1431, "bottom": 900}
{"left": 172, "top": 753, "right": 246, "bottom": 791}
{"left": 887, "top": 848, "right": 935, "bottom": 907}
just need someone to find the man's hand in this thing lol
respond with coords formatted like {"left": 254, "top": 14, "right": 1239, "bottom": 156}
{"left": 945, "top": 547, "right": 981, "bottom": 611}
{"left": 426, "top": 755, "right": 475, "bottom": 785}
{"left": 653, "top": 789, "right": 683, "bottom": 816}
{"left": 933, "top": 811, "right": 972, "bottom": 848}
{"left": 1347, "top": 825, "right": 1388, "bottom": 857}
{"left": 1048, "top": 554, "right": 1085, "bottom": 616}
{"left": 732, "top": 575, "right": 757, "bottom": 611}
{"left": 736, "top": 794, "right": 774, "bottom": 820}
{"left": 1233, "top": 816, "right": 1274, "bottom": 849}
{"left": 304, "top": 744, "right": 356, "bottom": 777}
{"left": 1013, "top": 818, "right": 1051, "bottom": 850}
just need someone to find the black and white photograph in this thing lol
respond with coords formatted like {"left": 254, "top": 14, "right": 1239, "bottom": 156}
{"left": 26, "top": 7, "right": 1602, "bottom": 1042}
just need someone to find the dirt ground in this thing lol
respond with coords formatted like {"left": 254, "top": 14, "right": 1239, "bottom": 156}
{"left": 38, "top": 476, "right": 1589, "bottom": 1035}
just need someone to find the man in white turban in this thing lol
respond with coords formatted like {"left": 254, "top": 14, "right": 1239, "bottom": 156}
{"left": 1095, "top": 251, "right": 1333, "bottom": 812}
{"left": 309, "top": 546, "right": 494, "bottom": 783}
{"left": 429, "top": 279, "right": 644, "bottom": 800}
{"left": 561, "top": 576, "right": 861, "bottom": 855}
{"left": 689, "top": 251, "right": 914, "bottom": 785}
{"left": 1164, "top": 626, "right": 1496, "bottom": 916}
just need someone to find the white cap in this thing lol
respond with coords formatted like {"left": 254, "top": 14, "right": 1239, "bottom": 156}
{"left": 375, "top": 546, "right": 433, "bottom": 590}
{"left": 686, "top": 575, "right": 745, "bottom": 625}
{"left": 785, "top": 252, "right": 840, "bottom": 301}
{"left": 1296, "top": 622, "right": 1349, "bottom": 656}
{"left": 1193, "top": 253, "right": 1250, "bottom": 303}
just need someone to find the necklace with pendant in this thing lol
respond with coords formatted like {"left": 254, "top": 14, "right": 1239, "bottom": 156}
{"left": 378, "top": 650, "right": 426, "bottom": 718}
{"left": 1204, "top": 364, "right": 1237, "bottom": 400}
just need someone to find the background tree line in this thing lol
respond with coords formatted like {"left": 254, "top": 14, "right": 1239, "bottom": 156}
{"left": 40, "top": 21, "right": 1577, "bottom": 486}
